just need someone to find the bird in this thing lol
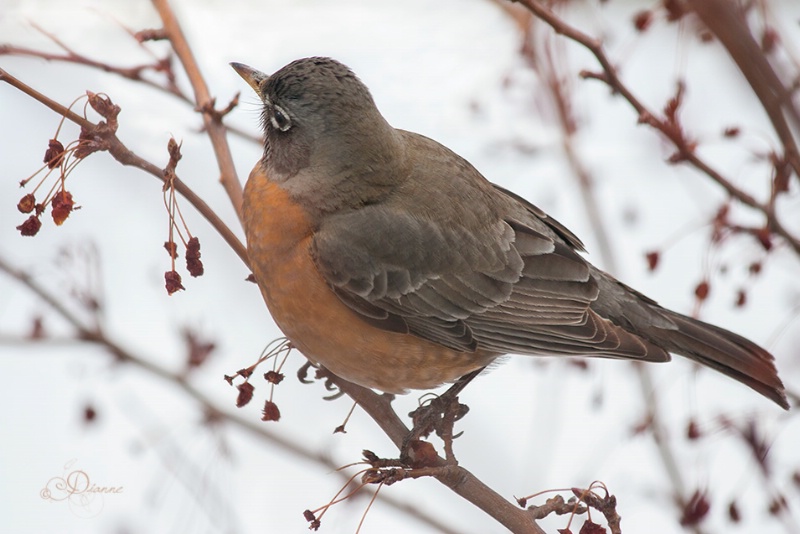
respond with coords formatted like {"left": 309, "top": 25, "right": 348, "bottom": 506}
{"left": 231, "top": 57, "right": 787, "bottom": 409}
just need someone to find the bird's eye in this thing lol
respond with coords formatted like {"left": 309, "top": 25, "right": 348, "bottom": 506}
{"left": 270, "top": 105, "right": 292, "bottom": 132}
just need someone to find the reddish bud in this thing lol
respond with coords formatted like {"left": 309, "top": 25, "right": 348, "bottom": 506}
{"left": 86, "top": 91, "right": 120, "bottom": 126}
{"left": 185, "top": 257, "right": 204, "bottom": 277}
{"left": 245, "top": 273, "right": 257, "bottom": 283}
{"left": 17, "top": 193, "right": 36, "bottom": 214}
{"left": 51, "top": 190, "right": 75, "bottom": 225}
{"left": 680, "top": 489, "right": 711, "bottom": 526}
{"left": 754, "top": 227, "right": 772, "bottom": 251}
{"left": 405, "top": 439, "right": 439, "bottom": 467}
{"left": 714, "top": 204, "right": 730, "bottom": 224}
{"left": 663, "top": 0, "right": 686, "bottom": 21}
{"left": 516, "top": 496, "right": 528, "bottom": 508}
{"left": 631, "top": 413, "right": 654, "bottom": 435}
{"left": 633, "top": 10, "right": 653, "bottom": 32}
{"left": 29, "top": 316, "right": 45, "bottom": 339}
{"left": 362, "top": 450, "right": 380, "bottom": 463}
{"left": 645, "top": 251, "right": 660, "bottom": 271}
{"left": 687, "top": 419, "right": 701, "bottom": 440}
{"left": 772, "top": 154, "right": 791, "bottom": 193}
{"left": 749, "top": 262, "right": 762, "bottom": 275}
{"left": 186, "top": 236, "right": 204, "bottom": 277}
{"left": 568, "top": 358, "right": 589, "bottom": 371}
{"left": 165, "top": 270, "right": 184, "bottom": 295}
{"left": 44, "top": 139, "right": 65, "bottom": 169}
{"left": 261, "top": 400, "right": 281, "bottom": 422}
{"left": 768, "top": 495, "right": 787, "bottom": 515}
{"left": 361, "top": 466, "right": 384, "bottom": 482}
{"left": 264, "top": 370, "right": 285, "bottom": 384}
{"left": 723, "top": 126, "right": 740, "bottom": 138}
{"left": 186, "top": 236, "right": 200, "bottom": 257}
{"left": 761, "top": 27, "right": 779, "bottom": 54}
{"left": 694, "top": 280, "right": 710, "bottom": 301}
{"left": 236, "top": 381, "right": 255, "bottom": 407}
{"left": 164, "top": 240, "right": 178, "bottom": 259}
{"left": 17, "top": 215, "right": 42, "bottom": 236}
{"left": 75, "top": 126, "right": 98, "bottom": 159}
{"left": 84, "top": 404, "right": 97, "bottom": 424}
{"left": 664, "top": 81, "right": 685, "bottom": 122}
{"left": 167, "top": 137, "right": 182, "bottom": 164}
{"left": 667, "top": 151, "right": 686, "bottom": 164}
{"left": 304, "top": 509, "right": 321, "bottom": 531}
{"left": 184, "top": 328, "right": 215, "bottom": 369}
{"left": 728, "top": 500, "right": 740, "bottom": 523}
{"left": 578, "top": 520, "right": 605, "bottom": 534}
{"left": 735, "top": 289, "right": 747, "bottom": 308}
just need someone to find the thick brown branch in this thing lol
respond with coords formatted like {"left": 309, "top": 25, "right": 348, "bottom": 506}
{"left": 333, "top": 378, "right": 545, "bottom": 534}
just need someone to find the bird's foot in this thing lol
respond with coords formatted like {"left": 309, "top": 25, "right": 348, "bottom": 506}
{"left": 401, "top": 368, "right": 483, "bottom": 465}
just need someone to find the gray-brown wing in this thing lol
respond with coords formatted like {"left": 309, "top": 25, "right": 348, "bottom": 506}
{"left": 311, "top": 131, "right": 669, "bottom": 361}
{"left": 311, "top": 200, "right": 530, "bottom": 351}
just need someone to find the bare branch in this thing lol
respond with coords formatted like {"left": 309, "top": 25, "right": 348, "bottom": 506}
{"left": 511, "top": 0, "right": 800, "bottom": 255}
{"left": 0, "top": 253, "right": 457, "bottom": 534}
{"left": 0, "top": 68, "right": 249, "bottom": 267}
{"left": 151, "top": 0, "right": 244, "bottom": 219}
{"left": 333, "top": 377, "right": 546, "bottom": 534}
{"left": 686, "top": 0, "right": 800, "bottom": 179}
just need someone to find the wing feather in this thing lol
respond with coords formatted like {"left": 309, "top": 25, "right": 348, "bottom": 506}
{"left": 310, "top": 130, "right": 662, "bottom": 360}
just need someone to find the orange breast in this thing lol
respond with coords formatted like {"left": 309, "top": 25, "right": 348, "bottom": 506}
{"left": 242, "top": 164, "right": 494, "bottom": 392}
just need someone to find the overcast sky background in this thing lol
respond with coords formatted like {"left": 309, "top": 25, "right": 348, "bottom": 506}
{"left": 1, "top": 1, "right": 799, "bottom": 533}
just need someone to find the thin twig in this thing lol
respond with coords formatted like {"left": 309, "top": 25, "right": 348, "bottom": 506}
{"left": 151, "top": 0, "right": 244, "bottom": 219}
{"left": 511, "top": 0, "right": 800, "bottom": 255}
{"left": 0, "top": 42, "right": 261, "bottom": 145}
{"left": 686, "top": 0, "right": 800, "bottom": 179}
{"left": 0, "top": 68, "right": 249, "bottom": 267}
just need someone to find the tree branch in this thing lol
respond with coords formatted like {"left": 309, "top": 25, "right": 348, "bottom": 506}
{"left": 0, "top": 68, "right": 249, "bottom": 268}
{"left": 510, "top": 0, "right": 800, "bottom": 255}
{"left": 0, "top": 253, "right": 461, "bottom": 534}
{"left": 334, "top": 378, "right": 546, "bottom": 534}
{"left": 686, "top": 0, "right": 800, "bottom": 180}
{"left": 151, "top": 0, "right": 244, "bottom": 219}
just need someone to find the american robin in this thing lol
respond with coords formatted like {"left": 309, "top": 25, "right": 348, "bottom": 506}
{"left": 231, "top": 57, "right": 787, "bottom": 409}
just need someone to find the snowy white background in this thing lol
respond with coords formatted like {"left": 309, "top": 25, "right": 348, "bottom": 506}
{"left": 1, "top": 0, "right": 799, "bottom": 533}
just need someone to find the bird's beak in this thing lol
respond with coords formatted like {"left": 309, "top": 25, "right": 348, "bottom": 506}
{"left": 230, "top": 62, "right": 269, "bottom": 95}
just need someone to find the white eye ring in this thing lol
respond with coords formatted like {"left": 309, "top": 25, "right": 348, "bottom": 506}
{"left": 270, "top": 105, "right": 291, "bottom": 132}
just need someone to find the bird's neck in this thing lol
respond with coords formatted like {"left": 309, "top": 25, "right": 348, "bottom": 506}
{"left": 286, "top": 122, "right": 406, "bottom": 217}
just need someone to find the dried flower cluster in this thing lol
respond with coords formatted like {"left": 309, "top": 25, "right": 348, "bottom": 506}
{"left": 224, "top": 338, "right": 292, "bottom": 423}
{"left": 161, "top": 137, "right": 204, "bottom": 295}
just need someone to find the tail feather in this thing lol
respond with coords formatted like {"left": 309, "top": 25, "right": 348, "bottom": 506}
{"left": 652, "top": 310, "right": 788, "bottom": 409}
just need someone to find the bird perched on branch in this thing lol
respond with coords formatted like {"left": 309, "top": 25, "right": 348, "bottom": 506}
{"left": 232, "top": 57, "right": 787, "bottom": 409}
